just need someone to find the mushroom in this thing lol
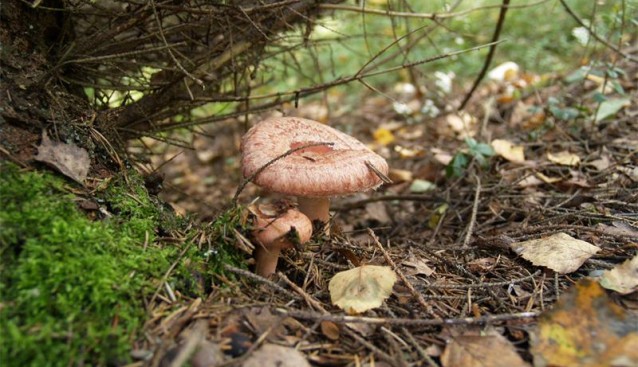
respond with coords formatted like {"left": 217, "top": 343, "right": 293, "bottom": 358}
{"left": 251, "top": 203, "right": 313, "bottom": 277}
{"left": 241, "top": 117, "right": 389, "bottom": 230}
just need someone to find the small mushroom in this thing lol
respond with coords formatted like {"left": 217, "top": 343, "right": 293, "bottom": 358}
{"left": 241, "top": 117, "right": 389, "bottom": 231}
{"left": 251, "top": 203, "right": 312, "bottom": 277}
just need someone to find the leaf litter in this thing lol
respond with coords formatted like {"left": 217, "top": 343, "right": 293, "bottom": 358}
{"left": 510, "top": 232, "right": 601, "bottom": 274}
{"left": 35, "top": 131, "right": 90, "bottom": 184}
{"left": 133, "top": 49, "right": 638, "bottom": 366}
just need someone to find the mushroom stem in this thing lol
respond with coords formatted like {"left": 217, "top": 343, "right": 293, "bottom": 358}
{"left": 254, "top": 245, "right": 282, "bottom": 277}
{"left": 297, "top": 196, "right": 331, "bottom": 225}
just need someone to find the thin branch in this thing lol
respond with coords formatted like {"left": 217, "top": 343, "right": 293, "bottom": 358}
{"left": 462, "top": 172, "right": 482, "bottom": 247}
{"left": 459, "top": 0, "right": 511, "bottom": 110}
{"left": 319, "top": 1, "right": 550, "bottom": 20}
{"left": 559, "top": 0, "right": 637, "bottom": 63}
{"left": 276, "top": 309, "right": 539, "bottom": 326}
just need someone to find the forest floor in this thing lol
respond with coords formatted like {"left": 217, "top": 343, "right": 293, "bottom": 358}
{"left": 134, "top": 53, "right": 638, "bottom": 367}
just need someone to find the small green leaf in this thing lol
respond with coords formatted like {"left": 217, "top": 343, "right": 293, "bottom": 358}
{"left": 446, "top": 153, "right": 469, "bottom": 178}
{"left": 549, "top": 105, "right": 580, "bottom": 120}
{"left": 473, "top": 142, "right": 495, "bottom": 157}
{"left": 594, "top": 98, "right": 630, "bottom": 123}
{"left": 592, "top": 92, "right": 607, "bottom": 103}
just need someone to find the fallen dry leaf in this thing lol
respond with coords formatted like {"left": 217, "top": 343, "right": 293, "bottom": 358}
{"left": 329, "top": 265, "right": 397, "bottom": 314}
{"left": 442, "top": 334, "right": 529, "bottom": 367}
{"left": 599, "top": 254, "right": 638, "bottom": 295}
{"left": 372, "top": 127, "right": 395, "bottom": 146}
{"left": 587, "top": 152, "right": 612, "bottom": 171}
{"left": 388, "top": 168, "right": 413, "bottom": 183}
{"left": 409, "top": 179, "right": 436, "bottom": 193}
{"left": 244, "top": 307, "right": 287, "bottom": 340}
{"left": 598, "top": 221, "right": 638, "bottom": 237}
{"left": 517, "top": 172, "right": 562, "bottom": 187}
{"left": 320, "top": 320, "right": 340, "bottom": 341}
{"left": 491, "top": 139, "right": 525, "bottom": 163}
{"left": 531, "top": 279, "right": 638, "bottom": 367}
{"left": 35, "top": 131, "right": 90, "bottom": 183}
{"left": 446, "top": 112, "right": 477, "bottom": 138}
{"left": 547, "top": 151, "right": 580, "bottom": 166}
{"left": 191, "top": 340, "right": 224, "bottom": 367}
{"left": 394, "top": 145, "right": 424, "bottom": 159}
{"left": 617, "top": 165, "right": 638, "bottom": 182}
{"left": 510, "top": 232, "right": 600, "bottom": 274}
{"left": 403, "top": 255, "right": 435, "bottom": 276}
{"left": 243, "top": 344, "right": 310, "bottom": 367}
{"left": 365, "top": 201, "right": 391, "bottom": 224}
{"left": 432, "top": 148, "right": 454, "bottom": 165}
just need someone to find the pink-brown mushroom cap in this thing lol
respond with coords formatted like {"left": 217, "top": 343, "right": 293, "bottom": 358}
{"left": 251, "top": 204, "right": 313, "bottom": 276}
{"left": 241, "top": 117, "right": 388, "bottom": 197}
{"left": 253, "top": 206, "right": 313, "bottom": 249}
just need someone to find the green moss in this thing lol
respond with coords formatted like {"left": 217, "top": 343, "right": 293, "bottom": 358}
{"left": 0, "top": 163, "right": 243, "bottom": 366}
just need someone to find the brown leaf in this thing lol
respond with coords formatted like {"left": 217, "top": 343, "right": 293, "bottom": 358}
{"left": 531, "top": 279, "right": 638, "bottom": 367}
{"left": 441, "top": 334, "right": 529, "bottom": 367}
{"left": 320, "top": 321, "right": 340, "bottom": 341}
{"left": 35, "top": 131, "right": 90, "bottom": 183}
{"left": 510, "top": 232, "right": 600, "bottom": 274}
{"left": 403, "top": 255, "right": 435, "bottom": 276}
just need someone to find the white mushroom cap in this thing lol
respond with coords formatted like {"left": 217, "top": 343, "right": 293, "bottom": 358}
{"left": 241, "top": 117, "right": 388, "bottom": 197}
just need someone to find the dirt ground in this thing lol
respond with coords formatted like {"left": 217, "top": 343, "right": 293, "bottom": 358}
{"left": 131, "top": 55, "right": 638, "bottom": 367}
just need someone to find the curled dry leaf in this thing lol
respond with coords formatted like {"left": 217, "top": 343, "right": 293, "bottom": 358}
{"left": 547, "top": 151, "right": 580, "bottom": 166}
{"left": 329, "top": 265, "right": 397, "bottom": 314}
{"left": 599, "top": 254, "right": 638, "bottom": 295}
{"left": 491, "top": 139, "right": 525, "bottom": 163}
{"left": 35, "top": 131, "right": 90, "bottom": 184}
{"left": 510, "top": 232, "right": 600, "bottom": 274}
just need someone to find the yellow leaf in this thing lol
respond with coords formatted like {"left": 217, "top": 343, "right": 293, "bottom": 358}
{"left": 531, "top": 279, "right": 638, "bottom": 366}
{"left": 547, "top": 151, "right": 580, "bottom": 166}
{"left": 491, "top": 139, "right": 525, "bottom": 163}
{"left": 428, "top": 203, "right": 448, "bottom": 229}
{"left": 329, "top": 265, "right": 397, "bottom": 314}
{"left": 373, "top": 128, "right": 395, "bottom": 146}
